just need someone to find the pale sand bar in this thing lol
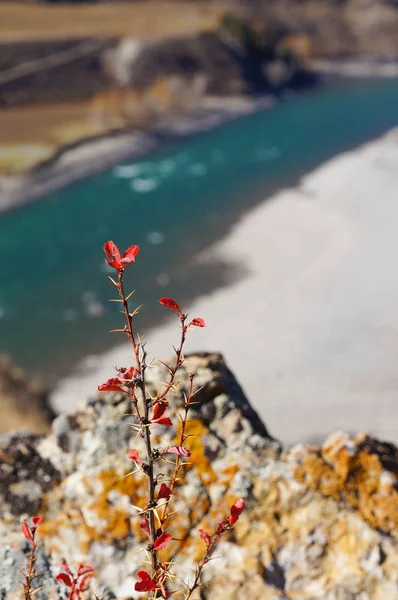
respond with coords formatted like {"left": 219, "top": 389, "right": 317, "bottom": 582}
{"left": 52, "top": 128, "right": 398, "bottom": 445}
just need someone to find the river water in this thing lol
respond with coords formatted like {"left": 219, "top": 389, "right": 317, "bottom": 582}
{"left": 1, "top": 76, "right": 398, "bottom": 382}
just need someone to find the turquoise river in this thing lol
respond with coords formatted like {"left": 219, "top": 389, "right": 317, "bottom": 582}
{"left": 0, "top": 76, "right": 398, "bottom": 382}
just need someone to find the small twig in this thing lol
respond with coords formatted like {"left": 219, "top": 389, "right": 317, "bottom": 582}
{"left": 160, "top": 373, "right": 195, "bottom": 525}
{"left": 23, "top": 539, "right": 37, "bottom": 600}
{"left": 157, "top": 314, "right": 188, "bottom": 402}
{"left": 20, "top": 517, "right": 43, "bottom": 600}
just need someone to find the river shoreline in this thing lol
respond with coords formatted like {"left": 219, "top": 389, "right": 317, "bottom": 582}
{"left": 1, "top": 61, "right": 397, "bottom": 217}
{"left": 0, "top": 94, "right": 276, "bottom": 216}
{"left": 51, "top": 127, "right": 398, "bottom": 445}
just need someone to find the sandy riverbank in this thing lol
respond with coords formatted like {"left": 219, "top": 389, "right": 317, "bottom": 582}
{"left": 0, "top": 94, "right": 275, "bottom": 215}
{"left": 1, "top": 67, "right": 396, "bottom": 215}
{"left": 51, "top": 127, "right": 398, "bottom": 445}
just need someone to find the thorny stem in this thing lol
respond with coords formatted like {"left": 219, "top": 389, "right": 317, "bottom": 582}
{"left": 117, "top": 271, "right": 158, "bottom": 572}
{"left": 23, "top": 539, "right": 37, "bottom": 600}
{"left": 160, "top": 372, "right": 194, "bottom": 525}
{"left": 118, "top": 271, "right": 139, "bottom": 367}
{"left": 184, "top": 536, "right": 220, "bottom": 600}
{"left": 158, "top": 316, "right": 187, "bottom": 402}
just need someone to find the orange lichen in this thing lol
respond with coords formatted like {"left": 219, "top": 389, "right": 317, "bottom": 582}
{"left": 294, "top": 437, "right": 398, "bottom": 535}
{"left": 39, "top": 515, "right": 64, "bottom": 538}
{"left": 219, "top": 464, "right": 239, "bottom": 484}
{"left": 80, "top": 468, "right": 147, "bottom": 551}
{"left": 181, "top": 418, "right": 217, "bottom": 484}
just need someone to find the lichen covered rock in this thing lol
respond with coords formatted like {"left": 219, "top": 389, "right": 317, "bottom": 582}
{"left": 1, "top": 353, "right": 398, "bottom": 599}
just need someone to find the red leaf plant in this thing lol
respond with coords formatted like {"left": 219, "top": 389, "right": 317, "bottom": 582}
{"left": 21, "top": 516, "right": 44, "bottom": 600}
{"left": 189, "top": 498, "right": 246, "bottom": 597}
{"left": 104, "top": 241, "right": 139, "bottom": 271}
{"left": 18, "top": 241, "right": 245, "bottom": 599}
{"left": 56, "top": 562, "right": 95, "bottom": 600}
{"left": 135, "top": 570, "right": 170, "bottom": 598}
{"left": 95, "top": 241, "right": 245, "bottom": 599}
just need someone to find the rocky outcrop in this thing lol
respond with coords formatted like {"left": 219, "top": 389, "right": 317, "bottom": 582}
{"left": 248, "top": 0, "right": 398, "bottom": 61}
{"left": 105, "top": 0, "right": 398, "bottom": 108}
{"left": 0, "top": 355, "right": 54, "bottom": 434}
{"left": 2, "top": 353, "right": 398, "bottom": 599}
{"left": 105, "top": 24, "right": 309, "bottom": 102}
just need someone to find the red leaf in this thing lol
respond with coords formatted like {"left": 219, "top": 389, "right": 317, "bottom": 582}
{"left": 165, "top": 446, "right": 191, "bottom": 457}
{"left": 137, "top": 571, "right": 153, "bottom": 581}
{"left": 104, "top": 241, "right": 122, "bottom": 270}
{"left": 157, "top": 483, "right": 171, "bottom": 501}
{"left": 152, "top": 401, "right": 168, "bottom": 421}
{"left": 77, "top": 565, "right": 95, "bottom": 577}
{"left": 135, "top": 580, "right": 157, "bottom": 592}
{"left": 21, "top": 519, "right": 33, "bottom": 543}
{"left": 135, "top": 571, "right": 157, "bottom": 592}
{"left": 198, "top": 529, "right": 211, "bottom": 550}
{"left": 153, "top": 417, "right": 173, "bottom": 427}
{"left": 189, "top": 317, "right": 206, "bottom": 328}
{"left": 61, "top": 562, "right": 73, "bottom": 576}
{"left": 121, "top": 245, "right": 140, "bottom": 265}
{"left": 159, "top": 297, "right": 181, "bottom": 313}
{"left": 128, "top": 448, "right": 142, "bottom": 463}
{"left": 153, "top": 532, "right": 173, "bottom": 550}
{"left": 56, "top": 573, "right": 73, "bottom": 587}
{"left": 76, "top": 572, "right": 94, "bottom": 592}
{"left": 118, "top": 366, "right": 136, "bottom": 382}
{"left": 98, "top": 378, "right": 125, "bottom": 393}
{"left": 139, "top": 516, "right": 151, "bottom": 538}
{"left": 229, "top": 498, "right": 245, "bottom": 525}
{"left": 32, "top": 516, "right": 44, "bottom": 529}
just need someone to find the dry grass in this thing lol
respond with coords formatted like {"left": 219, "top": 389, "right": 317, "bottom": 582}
{"left": 0, "top": 1, "right": 225, "bottom": 174}
{"left": 0, "top": 100, "right": 109, "bottom": 173}
{"left": 0, "top": 101, "right": 93, "bottom": 143}
{"left": 0, "top": 1, "right": 223, "bottom": 42}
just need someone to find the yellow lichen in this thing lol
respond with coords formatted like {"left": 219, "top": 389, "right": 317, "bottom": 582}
{"left": 182, "top": 418, "right": 217, "bottom": 484}
{"left": 294, "top": 442, "right": 398, "bottom": 535}
{"left": 80, "top": 468, "right": 147, "bottom": 551}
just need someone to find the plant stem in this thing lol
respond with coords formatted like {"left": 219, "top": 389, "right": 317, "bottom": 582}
{"left": 158, "top": 317, "right": 187, "bottom": 402}
{"left": 160, "top": 373, "right": 194, "bottom": 525}
{"left": 184, "top": 537, "right": 218, "bottom": 600}
{"left": 140, "top": 371, "right": 159, "bottom": 571}
{"left": 23, "top": 540, "right": 36, "bottom": 600}
{"left": 117, "top": 271, "right": 158, "bottom": 571}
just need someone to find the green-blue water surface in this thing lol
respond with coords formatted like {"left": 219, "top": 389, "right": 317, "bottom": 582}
{"left": 0, "top": 77, "right": 397, "bottom": 380}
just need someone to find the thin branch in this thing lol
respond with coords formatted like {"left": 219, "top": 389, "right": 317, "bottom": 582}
{"left": 22, "top": 541, "right": 37, "bottom": 600}
{"left": 157, "top": 315, "right": 188, "bottom": 402}
{"left": 160, "top": 373, "right": 195, "bottom": 525}
{"left": 117, "top": 271, "right": 158, "bottom": 572}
